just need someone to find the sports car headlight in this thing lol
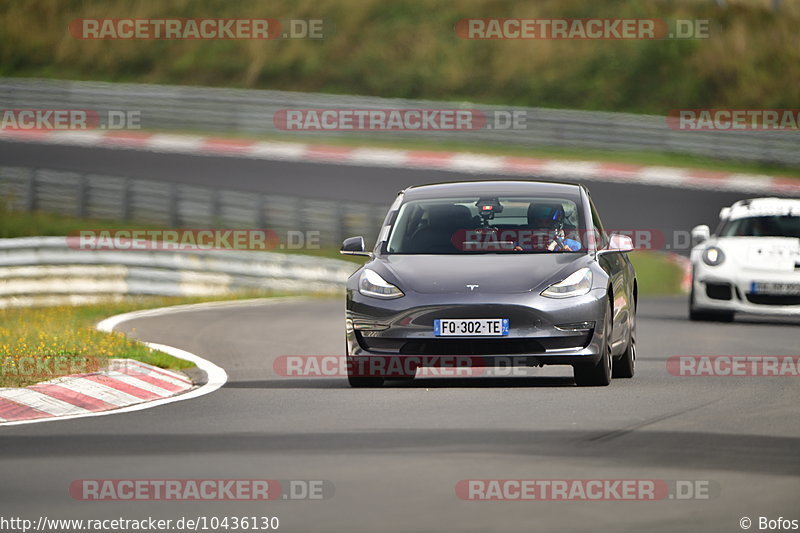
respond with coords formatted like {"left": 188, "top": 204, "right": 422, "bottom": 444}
{"left": 358, "top": 269, "right": 404, "bottom": 299}
{"left": 541, "top": 268, "right": 593, "bottom": 298}
{"left": 702, "top": 246, "right": 725, "bottom": 267}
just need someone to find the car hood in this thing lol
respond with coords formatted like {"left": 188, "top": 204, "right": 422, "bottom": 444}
{"left": 378, "top": 253, "right": 590, "bottom": 294}
{"left": 715, "top": 237, "right": 800, "bottom": 272}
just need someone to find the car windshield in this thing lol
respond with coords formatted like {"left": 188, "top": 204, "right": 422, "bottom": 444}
{"left": 719, "top": 215, "right": 800, "bottom": 238}
{"left": 385, "top": 196, "right": 588, "bottom": 254}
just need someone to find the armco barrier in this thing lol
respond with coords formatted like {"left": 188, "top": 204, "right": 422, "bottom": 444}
{"left": 0, "top": 166, "right": 388, "bottom": 249}
{"left": 0, "top": 78, "right": 797, "bottom": 166}
{"left": 0, "top": 237, "right": 356, "bottom": 307}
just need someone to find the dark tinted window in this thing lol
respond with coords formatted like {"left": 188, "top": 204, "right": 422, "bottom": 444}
{"left": 386, "top": 196, "right": 587, "bottom": 254}
{"left": 719, "top": 216, "right": 800, "bottom": 238}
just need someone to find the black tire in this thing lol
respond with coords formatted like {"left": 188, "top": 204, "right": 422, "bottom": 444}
{"left": 345, "top": 353, "right": 384, "bottom": 388}
{"left": 347, "top": 375, "right": 384, "bottom": 388}
{"left": 574, "top": 303, "right": 613, "bottom": 387}
{"left": 612, "top": 335, "right": 635, "bottom": 379}
{"left": 689, "top": 286, "right": 734, "bottom": 322}
{"left": 389, "top": 373, "right": 416, "bottom": 382}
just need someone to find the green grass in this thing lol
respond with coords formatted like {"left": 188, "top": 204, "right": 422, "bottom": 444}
{"left": 629, "top": 251, "right": 685, "bottom": 295}
{"left": 1, "top": 0, "right": 797, "bottom": 116}
{"left": 0, "top": 208, "right": 163, "bottom": 239}
{"left": 0, "top": 300, "right": 193, "bottom": 388}
{"left": 0, "top": 293, "right": 295, "bottom": 388}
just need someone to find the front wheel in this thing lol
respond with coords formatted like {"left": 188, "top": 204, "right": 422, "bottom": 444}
{"left": 612, "top": 336, "right": 635, "bottom": 379}
{"left": 347, "top": 374, "right": 384, "bottom": 388}
{"left": 345, "top": 354, "right": 384, "bottom": 388}
{"left": 573, "top": 303, "right": 613, "bottom": 387}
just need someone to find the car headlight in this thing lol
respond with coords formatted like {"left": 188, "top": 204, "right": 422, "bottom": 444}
{"left": 358, "top": 269, "right": 404, "bottom": 299}
{"left": 702, "top": 246, "right": 725, "bottom": 267}
{"left": 541, "top": 268, "right": 593, "bottom": 298}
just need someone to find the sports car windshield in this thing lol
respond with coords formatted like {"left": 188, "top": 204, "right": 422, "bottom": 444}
{"left": 719, "top": 215, "right": 800, "bottom": 238}
{"left": 386, "top": 196, "right": 588, "bottom": 254}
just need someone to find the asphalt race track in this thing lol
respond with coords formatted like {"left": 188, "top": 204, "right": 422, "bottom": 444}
{"left": 1, "top": 141, "right": 799, "bottom": 532}
{"left": 1, "top": 297, "right": 799, "bottom": 532}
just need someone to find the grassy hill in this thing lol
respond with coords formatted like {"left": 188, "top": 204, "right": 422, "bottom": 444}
{"left": 1, "top": 0, "right": 797, "bottom": 114}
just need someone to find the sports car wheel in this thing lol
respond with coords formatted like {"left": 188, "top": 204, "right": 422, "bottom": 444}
{"left": 347, "top": 374, "right": 385, "bottom": 388}
{"left": 612, "top": 334, "right": 635, "bottom": 379}
{"left": 347, "top": 376, "right": 383, "bottom": 389}
{"left": 345, "top": 353, "right": 385, "bottom": 387}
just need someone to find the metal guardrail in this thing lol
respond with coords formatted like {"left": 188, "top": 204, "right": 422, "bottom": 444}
{"left": 0, "top": 164, "right": 375, "bottom": 307}
{"left": 0, "top": 166, "right": 388, "bottom": 249}
{"left": 1, "top": 78, "right": 797, "bottom": 166}
{"left": 0, "top": 237, "right": 356, "bottom": 307}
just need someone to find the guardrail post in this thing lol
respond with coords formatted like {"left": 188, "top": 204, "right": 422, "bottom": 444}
{"left": 168, "top": 183, "right": 179, "bottom": 227}
{"left": 256, "top": 194, "right": 267, "bottom": 229}
{"left": 296, "top": 197, "right": 308, "bottom": 235}
{"left": 335, "top": 202, "right": 346, "bottom": 247}
{"left": 24, "top": 168, "right": 37, "bottom": 212}
{"left": 120, "top": 177, "right": 131, "bottom": 221}
{"left": 76, "top": 173, "right": 88, "bottom": 218}
{"left": 211, "top": 189, "right": 222, "bottom": 225}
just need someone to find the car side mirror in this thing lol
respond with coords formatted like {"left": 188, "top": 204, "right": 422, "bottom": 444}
{"left": 599, "top": 233, "right": 635, "bottom": 254}
{"left": 691, "top": 225, "right": 710, "bottom": 247}
{"left": 340, "top": 236, "right": 371, "bottom": 256}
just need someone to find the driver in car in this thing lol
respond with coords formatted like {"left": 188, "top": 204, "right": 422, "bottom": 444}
{"left": 515, "top": 204, "right": 582, "bottom": 252}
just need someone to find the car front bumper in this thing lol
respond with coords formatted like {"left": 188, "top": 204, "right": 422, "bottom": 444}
{"left": 692, "top": 262, "right": 800, "bottom": 316}
{"left": 345, "top": 287, "right": 610, "bottom": 366}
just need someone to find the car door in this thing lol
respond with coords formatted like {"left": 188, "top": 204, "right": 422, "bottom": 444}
{"left": 590, "top": 198, "right": 630, "bottom": 354}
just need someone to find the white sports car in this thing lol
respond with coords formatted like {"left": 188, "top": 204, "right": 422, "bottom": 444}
{"left": 689, "top": 197, "right": 800, "bottom": 321}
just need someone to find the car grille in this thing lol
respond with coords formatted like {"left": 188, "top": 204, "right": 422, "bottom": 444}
{"left": 745, "top": 294, "right": 800, "bottom": 306}
{"left": 397, "top": 334, "right": 591, "bottom": 356}
{"left": 356, "top": 331, "right": 592, "bottom": 354}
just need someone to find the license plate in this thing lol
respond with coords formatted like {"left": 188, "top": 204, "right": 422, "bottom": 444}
{"left": 434, "top": 318, "right": 509, "bottom": 337}
{"left": 750, "top": 281, "right": 800, "bottom": 295}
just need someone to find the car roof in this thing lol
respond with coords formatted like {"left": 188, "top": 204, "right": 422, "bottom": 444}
{"left": 401, "top": 180, "right": 585, "bottom": 200}
{"left": 727, "top": 197, "right": 800, "bottom": 220}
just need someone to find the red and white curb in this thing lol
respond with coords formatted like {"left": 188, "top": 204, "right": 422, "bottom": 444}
{"left": 1, "top": 129, "right": 798, "bottom": 196}
{"left": 0, "top": 301, "right": 233, "bottom": 427}
{"left": 0, "top": 359, "right": 192, "bottom": 423}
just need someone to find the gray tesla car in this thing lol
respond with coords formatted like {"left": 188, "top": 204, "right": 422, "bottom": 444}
{"left": 341, "top": 180, "right": 637, "bottom": 387}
